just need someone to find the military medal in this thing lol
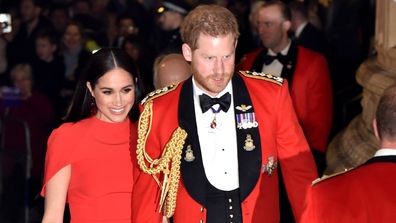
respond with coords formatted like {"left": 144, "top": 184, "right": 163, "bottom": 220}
{"left": 210, "top": 106, "right": 221, "bottom": 129}
{"left": 236, "top": 112, "right": 258, "bottom": 129}
{"left": 262, "top": 156, "right": 278, "bottom": 176}
{"left": 243, "top": 134, "right": 255, "bottom": 151}
{"left": 184, "top": 145, "right": 195, "bottom": 162}
{"left": 210, "top": 116, "right": 217, "bottom": 129}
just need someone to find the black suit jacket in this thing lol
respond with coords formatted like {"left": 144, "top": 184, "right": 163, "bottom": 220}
{"left": 296, "top": 23, "right": 326, "bottom": 54}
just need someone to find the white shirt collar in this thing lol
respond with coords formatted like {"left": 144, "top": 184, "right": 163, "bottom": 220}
{"left": 268, "top": 40, "right": 291, "bottom": 56}
{"left": 374, "top": 148, "right": 396, "bottom": 157}
{"left": 295, "top": 22, "right": 308, "bottom": 38}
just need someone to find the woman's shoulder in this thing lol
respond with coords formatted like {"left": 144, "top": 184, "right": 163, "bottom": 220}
{"left": 53, "top": 118, "right": 92, "bottom": 134}
{"left": 48, "top": 118, "right": 93, "bottom": 148}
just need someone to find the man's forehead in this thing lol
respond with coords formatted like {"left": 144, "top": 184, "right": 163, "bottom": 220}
{"left": 258, "top": 6, "right": 282, "bottom": 18}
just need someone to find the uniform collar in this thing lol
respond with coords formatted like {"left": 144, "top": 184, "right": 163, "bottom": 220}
{"left": 295, "top": 22, "right": 308, "bottom": 38}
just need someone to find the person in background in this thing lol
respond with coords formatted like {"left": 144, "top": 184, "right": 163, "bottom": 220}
{"left": 31, "top": 28, "right": 65, "bottom": 121}
{"left": 133, "top": 5, "right": 317, "bottom": 223}
{"left": 121, "top": 34, "right": 155, "bottom": 94}
{"left": 153, "top": 53, "right": 191, "bottom": 89}
{"left": 7, "top": 0, "right": 54, "bottom": 67}
{"left": 150, "top": 0, "right": 191, "bottom": 55}
{"left": 302, "top": 84, "right": 396, "bottom": 223}
{"left": 48, "top": 3, "right": 70, "bottom": 37}
{"left": 113, "top": 13, "right": 139, "bottom": 47}
{"left": 41, "top": 48, "right": 141, "bottom": 223}
{"left": 0, "top": 63, "right": 54, "bottom": 223}
{"left": 60, "top": 20, "right": 92, "bottom": 116}
{"left": 288, "top": 0, "right": 326, "bottom": 54}
{"left": 239, "top": 0, "right": 332, "bottom": 175}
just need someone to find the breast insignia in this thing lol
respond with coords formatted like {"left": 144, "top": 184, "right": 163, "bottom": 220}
{"left": 141, "top": 83, "right": 178, "bottom": 105}
{"left": 239, "top": 70, "right": 283, "bottom": 86}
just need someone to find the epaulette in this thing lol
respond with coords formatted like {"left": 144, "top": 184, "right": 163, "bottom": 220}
{"left": 141, "top": 83, "right": 178, "bottom": 105}
{"left": 311, "top": 167, "right": 354, "bottom": 185}
{"left": 239, "top": 70, "right": 283, "bottom": 86}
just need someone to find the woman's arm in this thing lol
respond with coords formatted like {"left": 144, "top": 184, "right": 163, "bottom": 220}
{"left": 42, "top": 165, "right": 71, "bottom": 223}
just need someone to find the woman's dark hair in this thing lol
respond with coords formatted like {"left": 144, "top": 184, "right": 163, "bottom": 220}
{"left": 64, "top": 47, "right": 142, "bottom": 122}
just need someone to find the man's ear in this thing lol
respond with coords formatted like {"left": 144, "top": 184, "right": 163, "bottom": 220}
{"left": 372, "top": 118, "right": 380, "bottom": 141}
{"left": 86, "top": 82, "right": 94, "bottom": 97}
{"left": 282, "top": 20, "right": 292, "bottom": 33}
{"left": 182, "top": 43, "right": 192, "bottom": 62}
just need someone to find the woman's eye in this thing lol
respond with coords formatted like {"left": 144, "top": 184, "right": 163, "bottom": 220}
{"left": 123, "top": 88, "right": 133, "bottom": 93}
{"left": 102, "top": 90, "right": 112, "bottom": 95}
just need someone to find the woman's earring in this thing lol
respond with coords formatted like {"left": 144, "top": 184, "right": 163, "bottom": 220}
{"left": 90, "top": 96, "right": 97, "bottom": 115}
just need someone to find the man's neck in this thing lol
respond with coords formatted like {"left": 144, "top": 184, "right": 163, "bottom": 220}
{"left": 269, "top": 39, "right": 291, "bottom": 55}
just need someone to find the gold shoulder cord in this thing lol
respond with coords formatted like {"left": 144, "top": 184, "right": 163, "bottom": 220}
{"left": 136, "top": 100, "right": 188, "bottom": 218}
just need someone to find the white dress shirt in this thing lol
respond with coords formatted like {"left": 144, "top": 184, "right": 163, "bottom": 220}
{"left": 192, "top": 78, "right": 239, "bottom": 191}
{"left": 261, "top": 40, "right": 291, "bottom": 77}
{"left": 295, "top": 22, "right": 308, "bottom": 38}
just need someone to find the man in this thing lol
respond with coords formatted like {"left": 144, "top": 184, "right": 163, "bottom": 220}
{"left": 153, "top": 53, "right": 191, "bottom": 89}
{"left": 133, "top": 5, "right": 317, "bottom": 223}
{"left": 152, "top": 0, "right": 191, "bottom": 55}
{"left": 112, "top": 13, "right": 139, "bottom": 47}
{"left": 288, "top": 0, "right": 326, "bottom": 54}
{"left": 302, "top": 85, "right": 396, "bottom": 223}
{"left": 7, "top": 0, "right": 54, "bottom": 67}
{"left": 238, "top": 0, "right": 332, "bottom": 171}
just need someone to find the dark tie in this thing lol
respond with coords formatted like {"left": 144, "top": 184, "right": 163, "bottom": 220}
{"left": 263, "top": 53, "right": 288, "bottom": 66}
{"left": 199, "top": 92, "right": 231, "bottom": 113}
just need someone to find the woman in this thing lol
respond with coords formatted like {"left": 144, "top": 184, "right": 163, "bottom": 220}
{"left": 41, "top": 48, "right": 141, "bottom": 222}
{"left": 0, "top": 64, "right": 54, "bottom": 222}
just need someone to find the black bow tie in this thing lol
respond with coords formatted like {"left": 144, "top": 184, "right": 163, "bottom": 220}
{"left": 263, "top": 53, "right": 288, "bottom": 66}
{"left": 199, "top": 92, "right": 231, "bottom": 113}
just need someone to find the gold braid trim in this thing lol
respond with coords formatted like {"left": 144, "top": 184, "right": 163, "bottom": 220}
{"left": 136, "top": 100, "right": 187, "bottom": 218}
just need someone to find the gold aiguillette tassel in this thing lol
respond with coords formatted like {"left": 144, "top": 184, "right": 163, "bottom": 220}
{"left": 159, "top": 167, "right": 170, "bottom": 212}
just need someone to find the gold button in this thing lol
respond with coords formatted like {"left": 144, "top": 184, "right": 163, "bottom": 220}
{"left": 200, "top": 207, "right": 204, "bottom": 212}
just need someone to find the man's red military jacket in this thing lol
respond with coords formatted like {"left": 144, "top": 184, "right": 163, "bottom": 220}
{"left": 132, "top": 71, "right": 317, "bottom": 223}
{"left": 238, "top": 46, "right": 333, "bottom": 153}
